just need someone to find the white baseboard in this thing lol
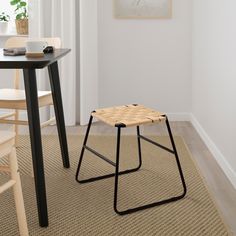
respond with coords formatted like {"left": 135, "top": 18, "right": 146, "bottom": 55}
{"left": 190, "top": 114, "right": 236, "bottom": 189}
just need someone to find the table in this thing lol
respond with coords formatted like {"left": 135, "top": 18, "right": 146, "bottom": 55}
{"left": 0, "top": 49, "right": 71, "bottom": 227}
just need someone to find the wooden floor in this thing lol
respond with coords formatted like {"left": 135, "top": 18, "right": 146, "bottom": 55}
{"left": 2, "top": 121, "right": 236, "bottom": 235}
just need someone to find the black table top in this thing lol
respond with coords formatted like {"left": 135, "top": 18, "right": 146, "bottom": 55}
{"left": 0, "top": 48, "right": 71, "bottom": 69}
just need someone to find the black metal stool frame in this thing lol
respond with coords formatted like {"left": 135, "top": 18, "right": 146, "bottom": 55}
{"left": 75, "top": 114, "right": 187, "bottom": 215}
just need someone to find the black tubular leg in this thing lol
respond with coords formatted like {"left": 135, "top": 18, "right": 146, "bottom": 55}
{"left": 48, "top": 62, "right": 70, "bottom": 168}
{"left": 76, "top": 122, "right": 142, "bottom": 183}
{"left": 165, "top": 117, "right": 187, "bottom": 196}
{"left": 23, "top": 69, "right": 48, "bottom": 227}
{"left": 136, "top": 126, "right": 142, "bottom": 169}
{"left": 114, "top": 121, "right": 187, "bottom": 215}
{"left": 75, "top": 115, "right": 93, "bottom": 182}
{"left": 114, "top": 127, "right": 121, "bottom": 214}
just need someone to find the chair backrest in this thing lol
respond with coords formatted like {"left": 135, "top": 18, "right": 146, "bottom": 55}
{"left": 5, "top": 37, "right": 61, "bottom": 89}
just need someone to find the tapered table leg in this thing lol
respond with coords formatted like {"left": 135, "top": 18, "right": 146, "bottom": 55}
{"left": 48, "top": 62, "right": 70, "bottom": 168}
{"left": 23, "top": 69, "right": 48, "bottom": 227}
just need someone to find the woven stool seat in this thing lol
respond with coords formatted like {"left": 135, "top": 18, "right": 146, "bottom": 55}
{"left": 92, "top": 104, "right": 166, "bottom": 127}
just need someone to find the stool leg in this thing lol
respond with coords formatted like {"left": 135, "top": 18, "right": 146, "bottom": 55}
{"left": 75, "top": 115, "right": 93, "bottom": 182}
{"left": 9, "top": 148, "right": 29, "bottom": 236}
{"left": 76, "top": 122, "right": 142, "bottom": 184}
{"left": 136, "top": 126, "right": 142, "bottom": 170}
{"left": 114, "top": 119, "right": 187, "bottom": 215}
{"left": 165, "top": 117, "right": 187, "bottom": 197}
{"left": 114, "top": 127, "right": 121, "bottom": 214}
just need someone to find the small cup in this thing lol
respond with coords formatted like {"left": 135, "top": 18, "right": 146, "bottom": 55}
{"left": 26, "top": 41, "right": 48, "bottom": 54}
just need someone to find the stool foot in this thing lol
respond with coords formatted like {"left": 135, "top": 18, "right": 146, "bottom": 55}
{"left": 114, "top": 193, "right": 186, "bottom": 215}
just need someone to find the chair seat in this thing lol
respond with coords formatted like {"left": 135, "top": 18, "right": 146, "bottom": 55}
{"left": 92, "top": 104, "right": 166, "bottom": 127}
{"left": 0, "top": 89, "right": 53, "bottom": 109}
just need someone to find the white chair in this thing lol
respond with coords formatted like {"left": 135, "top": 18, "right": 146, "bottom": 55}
{"left": 0, "top": 131, "right": 28, "bottom": 236}
{"left": 0, "top": 37, "right": 61, "bottom": 144}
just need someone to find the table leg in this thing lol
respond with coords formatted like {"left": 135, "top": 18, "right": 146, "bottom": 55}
{"left": 48, "top": 62, "right": 70, "bottom": 168}
{"left": 23, "top": 69, "right": 48, "bottom": 227}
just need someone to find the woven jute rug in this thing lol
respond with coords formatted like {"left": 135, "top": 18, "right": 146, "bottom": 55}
{"left": 0, "top": 135, "right": 231, "bottom": 236}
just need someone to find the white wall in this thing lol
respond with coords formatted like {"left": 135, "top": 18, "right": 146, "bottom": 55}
{"left": 97, "top": 0, "right": 192, "bottom": 118}
{"left": 80, "top": 0, "right": 98, "bottom": 125}
{"left": 192, "top": 0, "right": 236, "bottom": 188}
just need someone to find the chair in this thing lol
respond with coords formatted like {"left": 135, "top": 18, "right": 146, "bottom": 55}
{"left": 0, "top": 37, "right": 61, "bottom": 144}
{"left": 0, "top": 131, "right": 28, "bottom": 235}
{"left": 76, "top": 104, "right": 187, "bottom": 215}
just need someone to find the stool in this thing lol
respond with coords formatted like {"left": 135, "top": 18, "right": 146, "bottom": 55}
{"left": 0, "top": 131, "right": 28, "bottom": 236}
{"left": 75, "top": 104, "right": 187, "bottom": 215}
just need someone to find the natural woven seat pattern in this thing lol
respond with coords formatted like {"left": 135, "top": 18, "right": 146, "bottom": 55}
{"left": 92, "top": 104, "right": 166, "bottom": 127}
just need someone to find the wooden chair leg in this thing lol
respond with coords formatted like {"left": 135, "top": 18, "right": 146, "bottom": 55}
{"left": 9, "top": 148, "right": 29, "bottom": 236}
{"left": 14, "top": 110, "right": 19, "bottom": 147}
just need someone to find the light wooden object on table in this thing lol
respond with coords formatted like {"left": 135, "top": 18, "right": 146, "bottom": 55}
{"left": 0, "top": 131, "right": 28, "bottom": 236}
{"left": 0, "top": 37, "right": 61, "bottom": 145}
